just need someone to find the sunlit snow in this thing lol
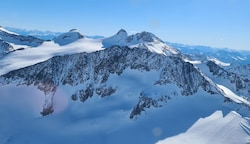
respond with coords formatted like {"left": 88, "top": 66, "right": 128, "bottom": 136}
{"left": 217, "top": 84, "right": 250, "bottom": 107}
{"left": 156, "top": 110, "right": 250, "bottom": 144}
{"left": 0, "top": 38, "right": 103, "bottom": 75}
{"left": 207, "top": 57, "right": 230, "bottom": 66}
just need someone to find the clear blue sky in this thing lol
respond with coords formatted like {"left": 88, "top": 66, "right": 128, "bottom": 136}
{"left": 0, "top": 0, "right": 249, "bottom": 50}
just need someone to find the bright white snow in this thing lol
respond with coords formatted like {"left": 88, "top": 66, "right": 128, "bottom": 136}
{"left": 102, "top": 29, "right": 179, "bottom": 56}
{"left": 183, "top": 58, "right": 201, "bottom": 64}
{"left": 217, "top": 84, "right": 250, "bottom": 107}
{"left": 0, "top": 29, "right": 180, "bottom": 75}
{"left": 130, "top": 41, "right": 179, "bottom": 56}
{"left": 0, "top": 27, "right": 19, "bottom": 35}
{"left": 156, "top": 110, "right": 250, "bottom": 144}
{"left": 207, "top": 57, "right": 231, "bottom": 66}
{"left": 0, "top": 38, "right": 103, "bottom": 75}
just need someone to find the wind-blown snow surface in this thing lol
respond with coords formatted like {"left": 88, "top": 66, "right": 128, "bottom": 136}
{"left": 156, "top": 110, "right": 250, "bottom": 144}
{"left": 0, "top": 38, "right": 103, "bottom": 75}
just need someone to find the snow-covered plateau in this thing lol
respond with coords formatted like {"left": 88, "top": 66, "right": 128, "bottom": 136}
{"left": 0, "top": 27, "right": 249, "bottom": 144}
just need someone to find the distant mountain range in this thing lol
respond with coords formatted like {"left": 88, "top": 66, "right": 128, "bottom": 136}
{"left": 167, "top": 42, "right": 250, "bottom": 65}
{"left": 4, "top": 26, "right": 104, "bottom": 40}
{"left": 0, "top": 26, "right": 249, "bottom": 144}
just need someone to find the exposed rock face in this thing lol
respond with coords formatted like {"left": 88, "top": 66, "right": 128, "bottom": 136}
{"left": 0, "top": 46, "right": 218, "bottom": 116}
{"left": 0, "top": 39, "right": 15, "bottom": 56}
{"left": 130, "top": 96, "right": 159, "bottom": 119}
{"left": 207, "top": 61, "right": 250, "bottom": 96}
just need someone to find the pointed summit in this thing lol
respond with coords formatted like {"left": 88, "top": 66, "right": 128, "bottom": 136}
{"left": 102, "top": 29, "right": 128, "bottom": 48}
{"left": 116, "top": 29, "right": 128, "bottom": 36}
{"left": 0, "top": 39, "right": 15, "bottom": 57}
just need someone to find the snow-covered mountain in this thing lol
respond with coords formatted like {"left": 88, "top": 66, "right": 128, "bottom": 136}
{"left": 103, "top": 29, "right": 179, "bottom": 56}
{"left": 0, "top": 26, "right": 44, "bottom": 58}
{"left": 0, "top": 45, "right": 221, "bottom": 116}
{"left": 53, "top": 29, "right": 84, "bottom": 46}
{"left": 0, "top": 28, "right": 249, "bottom": 144}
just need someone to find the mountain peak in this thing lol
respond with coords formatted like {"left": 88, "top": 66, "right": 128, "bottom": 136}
{"left": 69, "top": 28, "right": 79, "bottom": 32}
{"left": 132, "top": 31, "right": 159, "bottom": 43}
{"left": 102, "top": 29, "right": 179, "bottom": 55}
{"left": 116, "top": 29, "right": 128, "bottom": 36}
{"left": 53, "top": 29, "right": 84, "bottom": 46}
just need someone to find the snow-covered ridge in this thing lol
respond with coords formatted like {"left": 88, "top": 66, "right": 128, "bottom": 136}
{"left": 156, "top": 110, "right": 250, "bottom": 144}
{"left": 103, "top": 29, "right": 179, "bottom": 55}
{"left": 0, "top": 26, "right": 19, "bottom": 35}
{"left": 217, "top": 84, "right": 250, "bottom": 107}
{"left": 0, "top": 38, "right": 103, "bottom": 75}
{"left": 0, "top": 26, "right": 44, "bottom": 47}
{"left": 207, "top": 57, "right": 230, "bottom": 67}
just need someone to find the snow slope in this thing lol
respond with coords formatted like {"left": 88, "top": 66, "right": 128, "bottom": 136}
{"left": 0, "top": 38, "right": 103, "bottom": 75}
{"left": 207, "top": 57, "right": 230, "bottom": 67}
{"left": 156, "top": 110, "right": 250, "bottom": 144}
{"left": 0, "top": 77, "right": 245, "bottom": 144}
{"left": 217, "top": 84, "right": 250, "bottom": 107}
{"left": 0, "top": 26, "right": 19, "bottom": 35}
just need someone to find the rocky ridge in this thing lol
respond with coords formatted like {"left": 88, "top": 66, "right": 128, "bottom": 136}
{"left": 0, "top": 45, "right": 218, "bottom": 117}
